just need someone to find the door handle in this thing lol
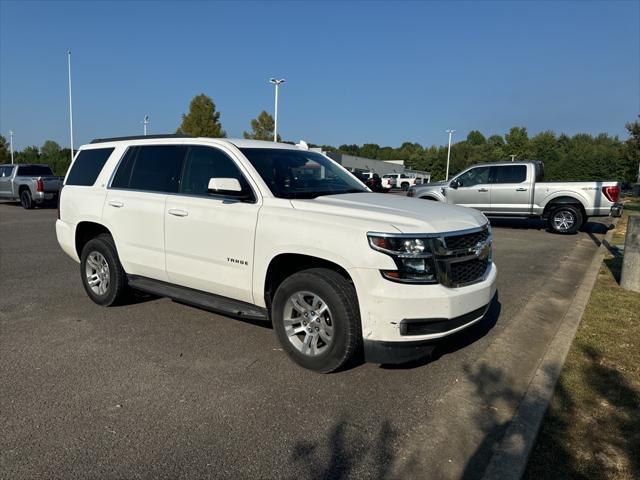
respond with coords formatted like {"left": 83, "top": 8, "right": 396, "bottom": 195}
{"left": 478, "top": 188, "right": 489, "bottom": 192}
{"left": 516, "top": 188, "right": 528, "bottom": 191}
{"left": 168, "top": 208, "right": 189, "bottom": 217}
{"left": 108, "top": 200, "right": 124, "bottom": 208}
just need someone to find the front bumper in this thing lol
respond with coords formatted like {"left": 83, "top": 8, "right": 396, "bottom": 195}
{"left": 349, "top": 262, "right": 497, "bottom": 363}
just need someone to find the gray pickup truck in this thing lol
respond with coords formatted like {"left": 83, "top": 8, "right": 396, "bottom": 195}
{"left": 408, "top": 161, "right": 622, "bottom": 234}
{"left": 0, "top": 164, "right": 63, "bottom": 209}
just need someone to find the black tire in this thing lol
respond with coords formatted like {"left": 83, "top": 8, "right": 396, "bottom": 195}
{"left": 80, "top": 233, "right": 128, "bottom": 306}
{"left": 272, "top": 268, "right": 361, "bottom": 373}
{"left": 20, "top": 190, "right": 33, "bottom": 209}
{"left": 548, "top": 204, "right": 582, "bottom": 234}
{"left": 401, "top": 182, "right": 410, "bottom": 191}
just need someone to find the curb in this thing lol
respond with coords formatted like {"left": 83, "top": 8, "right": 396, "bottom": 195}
{"left": 482, "top": 221, "right": 619, "bottom": 480}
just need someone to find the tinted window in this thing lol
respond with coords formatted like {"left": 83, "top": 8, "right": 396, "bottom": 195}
{"left": 112, "top": 145, "right": 186, "bottom": 193}
{"left": 455, "top": 167, "right": 491, "bottom": 187}
{"left": 241, "top": 148, "right": 367, "bottom": 199}
{"left": 494, "top": 165, "right": 527, "bottom": 184}
{"left": 181, "top": 146, "right": 251, "bottom": 196}
{"left": 0, "top": 166, "right": 14, "bottom": 177}
{"left": 66, "top": 148, "right": 114, "bottom": 186}
{"left": 17, "top": 165, "right": 53, "bottom": 176}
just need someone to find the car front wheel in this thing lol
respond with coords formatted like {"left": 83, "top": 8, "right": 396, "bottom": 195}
{"left": 272, "top": 268, "right": 361, "bottom": 373}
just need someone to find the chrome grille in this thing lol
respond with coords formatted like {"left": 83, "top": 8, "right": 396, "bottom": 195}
{"left": 432, "top": 225, "right": 492, "bottom": 287}
{"left": 444, "top": 229, "right": 490, "bottom": 251}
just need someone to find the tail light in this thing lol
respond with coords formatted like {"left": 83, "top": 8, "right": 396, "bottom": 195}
{"left": 36, "top": 177, "right": 44, "bottom": 192}
{"left": 602, "top": 185, "right": 620, "bottom": 203}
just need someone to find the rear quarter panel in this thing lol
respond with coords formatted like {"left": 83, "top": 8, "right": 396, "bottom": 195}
{"left": 533, "top": 181, "right": 617, "bottom": 216}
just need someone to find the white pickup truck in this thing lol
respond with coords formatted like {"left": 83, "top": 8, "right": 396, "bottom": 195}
{"left": 408, "top": 161, "right": 622, "bottom": 234}
{"left": 56, "top": 135, "right": 497, "bottom": 372}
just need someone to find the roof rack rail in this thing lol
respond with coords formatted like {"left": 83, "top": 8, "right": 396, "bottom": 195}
{"left": 90, "top": 134, "right": 194, "bottom": 144}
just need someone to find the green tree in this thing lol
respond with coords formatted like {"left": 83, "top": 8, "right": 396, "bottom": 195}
{"left": 505, "top": 127, "right": 530, "bottom": 160}
{"left": 176, "top": 94, "right": 226, "bottom": 137}
{"left": 243, "top": 110, "right": 279, "bottom": 141}
{"left": 41, "top": 140, "right": 61, "bottom": 158}
{"left": 338, "top": 144, "right": 360, "bottom": 156}
{"left": 0, "top": 135, "right": 9, "bottom": 164}
{"left": 467, "top": 130, "right": 486, "bottom": 146}
{"left": 624, "top": 118, "right": 640, "bottom": 183}
{"left": 15, "top": 146, "right": 40, "bottom": 164}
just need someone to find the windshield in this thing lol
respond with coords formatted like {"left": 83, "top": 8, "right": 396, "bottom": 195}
{"left": 240, "top": 148, "right": 368, "bottom": 199}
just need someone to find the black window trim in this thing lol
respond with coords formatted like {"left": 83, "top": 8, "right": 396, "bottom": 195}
{"left": 107, "top": 144, "right": 258, "bottom": 203}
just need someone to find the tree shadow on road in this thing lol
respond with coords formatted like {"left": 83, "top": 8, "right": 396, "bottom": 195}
{"left": 290, "top": 419, "right": 419, "bottom": 480}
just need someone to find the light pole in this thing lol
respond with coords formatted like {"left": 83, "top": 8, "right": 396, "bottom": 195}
{"left": 67, "top": 50, "right": 74, "bottom": 162}
{"left": 9, "top": 130, "right": 14, "bottom": 164}
{"left": 141, "top": 115, "right": 150, "bottom": 136}
{"left": 269, "top": 78, "right": 285, "bottom": 142}
{"left": 445, "top": 129, "right": 455, "bottom": 180}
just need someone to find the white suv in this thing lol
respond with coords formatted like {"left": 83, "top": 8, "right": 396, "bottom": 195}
{"left": 56, "top": 135, "right": 497, "bottom": 372}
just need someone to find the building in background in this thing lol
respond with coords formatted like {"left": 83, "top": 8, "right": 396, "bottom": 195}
{"left": 322, "top": 151, "right": 431, "bottom": 184}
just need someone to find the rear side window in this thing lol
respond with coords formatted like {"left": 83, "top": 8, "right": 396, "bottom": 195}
{"left": 0, "top": 166, "right": 14, "bottom": 177}
{"left": 66, "top": 148, "right": 114, "bottom": 186}
{"left": 180, "top": 146, "right": 251, "bottom": 196}
{"left": 494, "top": 165, "right": 527, "bottom": 184}
{"left": 17, "top": 165, "right": 53, "bottom": 176}
{"left": 111, "top": 145, "right": 187, "bottom": 193}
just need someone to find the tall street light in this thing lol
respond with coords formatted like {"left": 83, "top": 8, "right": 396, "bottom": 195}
{"left": 67, "top": 50, "right": 74, "bottom": 162}
{"left": 141, "top": 115, "right": 150, "bottom": 136}
{"left": 9, "top": 130, "right": 14, "bottom": 164}
{"left": 445, "top": 129, "right": 455, "bottom": 180}
{"left": 269, "top": 78, "right": 285, "bottom": 142}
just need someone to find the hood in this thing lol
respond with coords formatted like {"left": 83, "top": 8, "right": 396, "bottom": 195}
{"left": 291, "top": 193, "right": 487, "bottom": 234}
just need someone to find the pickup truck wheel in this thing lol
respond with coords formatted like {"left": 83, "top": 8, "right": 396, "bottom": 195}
{"left": 272, "top": 268, "right": 361, "bottom": 373}
{"left": 80, "top": 234, "right": 128, "bottom": 306}
{"left": 549, "top": 205, "right": 582, "bottom": 234}
{"left": 401, "top": 182, "right": 410, "bottom": 191}
{"left": 20, "top": 190, "right": 34, "bottom": 209}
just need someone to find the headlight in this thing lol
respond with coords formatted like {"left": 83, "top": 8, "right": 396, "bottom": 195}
{"left": 368, "top": 234, "right": 438, "bottom": 284}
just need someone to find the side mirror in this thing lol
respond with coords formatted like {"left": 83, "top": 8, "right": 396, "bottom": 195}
{"left": 208, "top": 177, "right": 243, "bottom": 195}
{"left": 450, "top": 180, "right": 459, "bottom": 189}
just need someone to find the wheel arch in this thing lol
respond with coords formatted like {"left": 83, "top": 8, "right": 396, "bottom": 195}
{"left": 75, "top": 221, "right": 113, "bottom": 258}
{"left": 263, "top": 253, "right": 355, "bottom": 311}
{"left": 542, "top": 195, "right": 586, "bottom": 219}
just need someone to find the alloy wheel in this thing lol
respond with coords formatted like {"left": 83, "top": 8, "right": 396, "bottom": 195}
{"left": 283, "top": 291, "right": 334, "bottom": 356}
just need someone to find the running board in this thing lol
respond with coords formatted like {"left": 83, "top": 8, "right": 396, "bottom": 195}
{"left": 127, "top": 275, "right": 268, "bottom": 322}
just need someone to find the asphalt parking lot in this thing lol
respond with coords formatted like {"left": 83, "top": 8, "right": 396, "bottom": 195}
{"left": 0, "top": 202, "right": 610, "bottom": 479}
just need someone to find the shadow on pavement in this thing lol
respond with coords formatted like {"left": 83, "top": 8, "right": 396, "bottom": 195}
{"left": 290, "top": 419, "right": 419, "bottom": 480}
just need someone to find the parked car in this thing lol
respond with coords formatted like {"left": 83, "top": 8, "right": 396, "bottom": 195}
{"left": 383, "top": 173, "right": 418, "bottom": 190}
{"left": 408, "top": 161, "right": 622, "bottom": 234}
{"left": 355, "top": 171, "right": 391, "bottom": 191}
{"left": 56, "top": 135, "right": 497, "bottom": 372}
{"left": 0, "top": 164, "right": 63, "bottom": 209}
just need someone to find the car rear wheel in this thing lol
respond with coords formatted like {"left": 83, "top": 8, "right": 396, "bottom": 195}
{"left": 548, "top": 205, "right": 582, "bottom": 234}
{"left": 80, "top": 233, "right": 128, "bottom": 306}
{"left": 401, "top": 182, "right": 410, "bottom": 191}
{"left": 20, "top": 190, "right": 33, "bottom": 209}
{"left": 272, "top": 268, "right": 361, "bottom": 373}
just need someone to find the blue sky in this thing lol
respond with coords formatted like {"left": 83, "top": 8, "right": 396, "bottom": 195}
{"left": 1, "top": 0, "right": 638, "bottom": 150}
